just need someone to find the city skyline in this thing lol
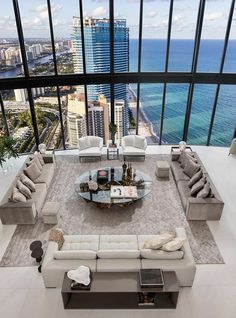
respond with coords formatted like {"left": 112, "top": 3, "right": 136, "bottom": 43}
{"left": 0, "top": 0, "right": 235, "bottom": 39}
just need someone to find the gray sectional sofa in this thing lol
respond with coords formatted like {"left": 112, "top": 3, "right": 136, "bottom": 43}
{"left": 171, "top": 152, "right": 224, "bottom": 220}
{"left": 42, "top": 227, "right": 196, "bottom": 288}
{"left": 0, "top": 154, "right": 55, "bottom": 225}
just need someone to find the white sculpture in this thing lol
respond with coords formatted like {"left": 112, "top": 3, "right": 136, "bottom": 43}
{"left": 179, "top": 141, "right": 187, "bottom": 152}
{"left": 67, "top": 266, "right": 91, "bottom": 285}
{"left": 38, "top": 143, "right": 47, "bottom": 154}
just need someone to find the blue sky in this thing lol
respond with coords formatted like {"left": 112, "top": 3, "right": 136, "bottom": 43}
{"left": 0, "top": 0, "right": 235, "bottom": 39}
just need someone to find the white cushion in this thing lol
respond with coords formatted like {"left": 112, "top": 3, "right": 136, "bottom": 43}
{"left": 53, "top": 250, "right": 97, "bottom": 260}
{"left": 89, "top": 136, "right": 101, "bottom": 148}
{"left": 140, "top": 249, "right": 184, "bottom": 260}
{"left": 99, "top": 235, "right": 138, "bottom": 250}
{"left": 79, "top": 147, "right": 101, "bottom": 156}
{"left": 78, "top": 137, "right": 91, "bottom": 150}
{"left": 122, "top": 146, "right": 145, "bottom": 156}
{"left": 97, "top": 249, "right": 140, "bottom": 259}
{"left": 135, "top": 136, "right": 145, "bottom": 149}
{"left": 162, "top": 237, "right": 186, "bottom": 252}
{"left": 123, "top": 135, "right": 135, "bottom": 147}
{"left": 62, "top": 235, "right": 99, "bottom": 251}
{"left": 142, "top": 232, "right": 175, "bottom": 249}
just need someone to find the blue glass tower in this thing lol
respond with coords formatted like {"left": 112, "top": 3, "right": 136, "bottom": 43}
{"left": 72, "top": 17, "right": 129, "bottom": 135}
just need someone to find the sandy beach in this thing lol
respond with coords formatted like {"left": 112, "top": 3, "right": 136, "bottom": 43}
{"left": 128, "top": 86, "right": 159, "bottom": 144}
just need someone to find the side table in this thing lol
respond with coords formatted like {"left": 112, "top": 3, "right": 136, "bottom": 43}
{"left": 30, "top": 240, "right": 43, "bottom": 272}
{"left": 107, "top": 144, "right": 119, "bottom": 160}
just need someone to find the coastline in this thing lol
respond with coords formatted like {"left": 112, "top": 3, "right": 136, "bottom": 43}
{"left": 128, "top": 85, "right": 160, "bottom": 144}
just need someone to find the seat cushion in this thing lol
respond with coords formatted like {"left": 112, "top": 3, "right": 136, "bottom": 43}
{"left": 97, "top": 249, "right": 140, "bottom": 259}
{"left": 123, "top": 146, "right": 145, "bottom": 156}
{"left": 53, "top": 250, "right": 97, "bottom": 260}
{"left": 34, "top": 163, "right": 55, "bottom": 188}
{"left": 177, "top": 180, "right": 190, "bottom": 209}
{"left": 79, "top": 147, "right": 101, "bottom": 156}
{"left": 97, "top": 259, "right": 141, "bottom": 272}
{"left": 140, "top": 249, "right": 184, "bottom": 260}
{"left": 62, "top": 235, "right": 99, "bottom": 251}
{"left": 99, "top": 235, "right": 138, "bottom": 250}
{"left": 31, "top": 183, "right": 47, "bottom": 212}
{"left": 171, "top": 161, "right": 190, "bottom": 182}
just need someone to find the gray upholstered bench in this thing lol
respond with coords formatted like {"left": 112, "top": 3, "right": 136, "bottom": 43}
{"left": 156, "top": 161, "right": 170, "bottom": 178}
{"left": 42, "top": 202, "right": 60, "bottom": 224}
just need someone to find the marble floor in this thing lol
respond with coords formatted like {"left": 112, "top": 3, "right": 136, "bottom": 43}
{"left": 0, "top": 145, "right": 236, "bottom": 318}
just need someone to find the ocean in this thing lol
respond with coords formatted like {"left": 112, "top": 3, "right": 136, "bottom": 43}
{"left": 129, "top": 39, "right": 236, "bottom": 146}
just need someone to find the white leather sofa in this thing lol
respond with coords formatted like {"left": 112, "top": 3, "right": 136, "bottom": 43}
{"left": 121, "top": 135, "right": 147, "bottom": 160}
{"left": 78, "top": 136, "right": 103, "bottom": 162}
{"left": 41, "top": 228, "right": 196, "bottom": 288}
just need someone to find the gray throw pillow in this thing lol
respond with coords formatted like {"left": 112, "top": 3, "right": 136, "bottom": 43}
{"left": 12, "top": 187, "right": 27, "bottom": 203}
{"left": 179, "top": 152, "right": 197, "bottom": 169}
{"left": 197, "top": 182, "right": 211, "bottom": 198}
{"left": 190, "top": 176, "right": 206, "bottom": 196}
{"left": 20, "top": 173, "right": 36, "bottom": 192}
{"left": 16, "top": 179, "right": 32, "bottom": 199}
{"left": 24, "top": 162, "right": 41, "bottom": 181}
{"left": 188, "top": 169, "right": 203, "bottom": 188}
{"left": 183, "top": 159, "right": 200, "bottom": 178}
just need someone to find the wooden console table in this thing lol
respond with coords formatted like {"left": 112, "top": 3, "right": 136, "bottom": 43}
{"left": 61, "top": 271, "right": 179, "bottom": 309}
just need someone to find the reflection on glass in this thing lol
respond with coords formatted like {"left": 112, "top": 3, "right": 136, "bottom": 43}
{"left": 224, "top": 9, "right": 236, "bottom": 73}
{"left": 1, "top": 89, "right": 36, "bottom": 153}
{"left": 211, "top": 85, "right": 236, "bottom": 146}
{"left": 162, "top": 84, "right": 189, "bottom": 144}
{"left": 32, "top": 87, "right": 63, "bottom": 150}
{"left": 188, "top": 84, "right": 216, "bottom": 145}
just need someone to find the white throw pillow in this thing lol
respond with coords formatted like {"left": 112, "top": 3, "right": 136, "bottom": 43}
{"left": 89, "top": 137, "right": 100, "bottom": 148}
{"left": 12, "top": 187, "right": 27, "bottom": 203}
{"left": 24, "top": 162, "right": 41, "bottom": 181}
{"left": 123, "top": 135, "right": 134, "bottom": 147}
{"left": 143, "top": 232, "right": 175, "bottom": 250}
{"left": 140, "top": 249, "right": 184, "bottom": 260}
{"left": 161, "top": 237, "right": 186, "bottom": 252}
{"left": 135, "top": 136, "right": 145, "bottom": 149}
{"left": 54, "top": 250, "right": 97, "bottom": 260}
{"left": 79, "top": 137, "right": 90, "bottom": 150}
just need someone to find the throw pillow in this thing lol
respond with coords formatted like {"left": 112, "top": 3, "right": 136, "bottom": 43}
{"left": 12, "top": 187, "right": 27, "bottom": 203}
{"left": 20, "top": 173, "right": 36, "bottom": 192}
{"left": 179, "top": 152, "right": 197, "bottom": 168}
{"left": 183, "top": 159, "right": 200, "bottom": 178}
{"left": 27, "top": 157, "right": 42, "bottom": 171}
{"left": 188, "top": 169, "right": 203, "bottom": 188}
{"left": 79, "top": 137, "right": 90, "bottom": 150}
{"left": 24, "top": 162, "right": 41, "bottom": 181}
{"left": 161, "top": 237, "right": 186, "bottom": 252}
{"left": 49, "top": 228, "right": 65, "bottom": 250}
{"left": 197, "top": 182, "right": 211, "bottom": 198}
{"left": 190, "top": 176, "right": 206, "bottom": 196}
{"left": 34, "top": 152, "right": 45, "bottom": 166}
{"left": 143, "top": 232, "right": 175, "bottom": 250}
{"left": 135, "top": 136, "right": 145, "bottom": 149}
{"left": 16, "top": 179, "right": 32, "bottom": 199}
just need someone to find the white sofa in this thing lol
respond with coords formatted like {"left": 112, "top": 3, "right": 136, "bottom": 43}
{"left": 121, "top": 135, "right": 147, "bottom": 160}
{"left": 78, "top": 136, "right": 103, "bottom": 162}
{"left": 41, "top": 228, "right": 196, "bottom": 288}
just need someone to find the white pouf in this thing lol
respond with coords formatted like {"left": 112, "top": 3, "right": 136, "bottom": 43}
{"left": 42, "top": 202, "right": 60, "bottom": 224}
{"left": 156, "top": 161, "right": 170, "bottom": 178}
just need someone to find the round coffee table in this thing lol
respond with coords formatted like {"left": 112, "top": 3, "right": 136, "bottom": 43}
{"left": 75, "top": 167, "right": 152, "bottom": 208}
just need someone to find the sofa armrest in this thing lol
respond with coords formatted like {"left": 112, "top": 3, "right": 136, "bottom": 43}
{"left": 43, "top": 154, "right": 55, "bottom": 164}
{"left": 42, "top": 241, "right": 59, "bottom": 268}
{"left": 176, "top": 227, "right": 195, "bottom": 265}
{"left": 0, "top": 199, "right": 35, "bottom": 209}
{"left": 143, "top": 138, "right": 147, "bottom": 150}
{"left": 0, "top": 200, "right": 37, "bottom": 224}
{"left": 186, "top": 197, "right": 224, "bottom": 220}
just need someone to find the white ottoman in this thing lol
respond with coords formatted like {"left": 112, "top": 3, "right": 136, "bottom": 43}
{"left": 42, "top": 202, "right": 60, "bottom": 224}
{"left": 156, "top": 161, "right": 170, "bottom": 178}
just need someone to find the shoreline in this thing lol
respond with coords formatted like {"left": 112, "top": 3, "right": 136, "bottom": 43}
{"left": 128, "top": 85, "right": 160, "bottom": 144}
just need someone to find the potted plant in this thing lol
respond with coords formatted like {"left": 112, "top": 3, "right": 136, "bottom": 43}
{"left": 109, "top": 122, "right": 117, "bottom": 146}
{"left": 0, "top": 136, "right": 19, "bottom": 168}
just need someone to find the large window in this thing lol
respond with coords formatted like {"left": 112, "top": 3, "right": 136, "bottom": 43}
{"left": 0, "top": 0, "right": 235, "bottom": 153}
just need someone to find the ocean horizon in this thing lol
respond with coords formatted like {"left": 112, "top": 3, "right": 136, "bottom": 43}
{"left": 129, "top": 39, "right": 236, "bottom": 146}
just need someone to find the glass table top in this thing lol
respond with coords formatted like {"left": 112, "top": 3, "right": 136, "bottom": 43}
{"left": 75, "top": 167, "right": 152, "bottom": 205}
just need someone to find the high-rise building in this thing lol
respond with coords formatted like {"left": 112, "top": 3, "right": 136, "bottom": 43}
{"left": 72, "top": 17, "right": 129, "bottom": 135}
{"left": 67, "top": 93, "right": 87, "bottom": 147}
{"left": 14, "top": 89, "right": 28, "bottom": 102}
{"left": 108, "top": 100, "right": 124, "bottom": 144}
